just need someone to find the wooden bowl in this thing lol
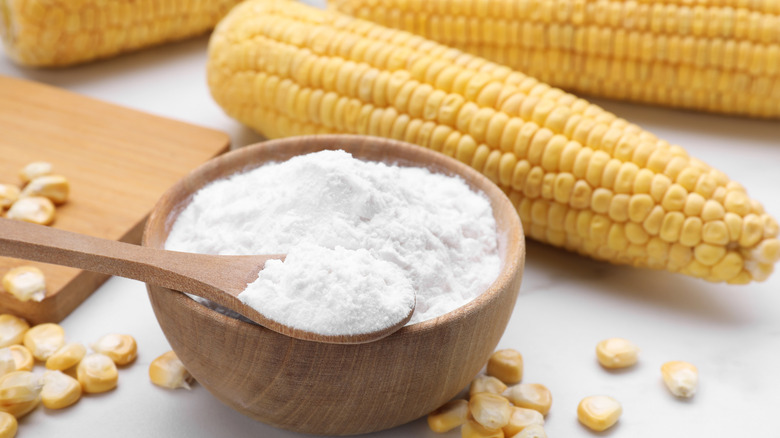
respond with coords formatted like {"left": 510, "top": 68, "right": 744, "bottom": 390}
{"left": 142, "top": 135, "right": 525, "bottom": 435}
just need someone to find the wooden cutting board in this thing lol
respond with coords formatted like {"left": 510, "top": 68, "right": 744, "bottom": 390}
{"left": 0, "top": 75, "right": 230, "bottom": 324}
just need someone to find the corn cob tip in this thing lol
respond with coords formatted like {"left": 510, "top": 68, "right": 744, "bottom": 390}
{"left": 207, "top": 0, "right": 779, "bottom": 284}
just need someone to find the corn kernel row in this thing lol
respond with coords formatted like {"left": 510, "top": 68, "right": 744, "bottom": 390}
{"left": 207, "top": 0, "right": 780, "bottom": 283}
{"left": 334, "top": 0, "right": 780, "bottom": 23}
{"left": 335, "top": 3, "right": 780, "bottom": 63}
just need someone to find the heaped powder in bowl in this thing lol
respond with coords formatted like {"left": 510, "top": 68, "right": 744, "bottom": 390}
{"left": 165, "top": 150, "right": 500, "bottom": 334}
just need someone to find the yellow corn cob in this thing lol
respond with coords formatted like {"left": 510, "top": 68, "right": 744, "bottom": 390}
{"left": 0, "top": 0, "right": 245, "bottom": 67}
{"left": 330, "top": 0, "right": 780, "bottom": 119}
{"left": 207, "top": 0, "right": 780, "bottom": 283}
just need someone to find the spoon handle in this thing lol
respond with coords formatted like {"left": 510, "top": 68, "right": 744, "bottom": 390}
{"left": 0, "top": 217, "right": 221, "bottom": 295}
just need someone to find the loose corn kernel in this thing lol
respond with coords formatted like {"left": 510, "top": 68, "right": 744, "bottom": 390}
{"left": 41, "top": 370, "right": 81, "bottom": 410}
{"left": 469, "top": 393, "right": 512, "bottom": 430}
{"left": 503, "top": 384, "right": 552, "bottom": 416}
{"left": 7, "top": 347, "right": 33, "bottom": 373}
{"left": 6, "top": 197, "right": 55, "bottom": 225}
{"left": 0, "top": 371, "right": 42, "bottom": 418}
{"left": 0, "top": 351, "right": 14, "bottom": 378}
{"left": 149, "top": 351, "right": 192, "bottom": 390}
{"left": 512, "top": 424, "right": 547, "bottom": 438}
{"left": 0, "top": 411, "right": 17, "bottom": 438}
{"left": 1, "top": 267, "right": 46, "bottom": 303}
{"left": 45, "top": 343, "right": 86, "bottom": 371}
{"left": 470, "top": 375, "right": 508, "bottom": 397}
{"left": 501, "top": 406, "right": 544, "bottom": 437}
{"left": 18, "top": 162, "right": 52, "bottom": 185}
{"left": 0, "top": 316, "right": 28, "bottom": 349}
{"left": 486, "top": 349, "right": 524, "bottom": 384}
{"left": 23, "top": 323, "right": 65, "bottom": 362}
{"left": 19, "top": 175, "right": 69, "bottom": 205}
{"left": 90, "top": 334, "right": 137, "bottom": 366}
{"left": 661, "top": 361, "right": 698, "bottom": 398}
{"left": 427, "top": 399, "right": 469, "bottom": 433}
{"left": 502, "top": 406, "right": 544, "bottom": 437}
{"left": 77, "top": 353, "right": 118, "bottom": 394}
{"left": 461, "top": 419, "right": 504, "bottom": 438}
{"left": 0, "top": 185, "right": 19, "bottom": 210}
{"left": 595, "top": 337, "right": 640, "bottom": 369}
{"left": 577, "top": 395, "right": 622, "bottom": 432}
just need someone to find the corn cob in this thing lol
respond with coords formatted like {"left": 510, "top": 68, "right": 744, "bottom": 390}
{"left": 330, "top": 0, "right": 780, "bottom": 119}
{"left": 207, "top": 0, "right": 780, "bottom": 283}
{"left": 0, "top": 0, "right": 245, "bottom": 67}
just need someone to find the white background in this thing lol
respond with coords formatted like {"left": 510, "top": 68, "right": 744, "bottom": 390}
{"left": 1, "top": 1, "right": 779, "bottom": 436}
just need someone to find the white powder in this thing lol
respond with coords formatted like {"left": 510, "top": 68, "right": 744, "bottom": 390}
{"left": 165, "top": 150, "right": 500, "bottom": 335}
{"left": 244, "top": 244, "right": 415, "bottom": 336}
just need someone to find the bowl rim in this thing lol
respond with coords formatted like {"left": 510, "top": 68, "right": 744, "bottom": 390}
{"left": 143, "top": 134, "right": 525, "bottom": 341}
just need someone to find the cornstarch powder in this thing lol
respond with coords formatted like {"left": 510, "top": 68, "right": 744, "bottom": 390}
{"left": 165, "top": 150, "right": 500, "bottom": 335}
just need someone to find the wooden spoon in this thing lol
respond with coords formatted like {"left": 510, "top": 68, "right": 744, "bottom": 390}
{"left": 0, "top": 218, "right": 414, "bottom": 344}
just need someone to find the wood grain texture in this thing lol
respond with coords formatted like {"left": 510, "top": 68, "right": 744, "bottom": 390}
{"left": 0, "top": 75, "right": 230, "bottom": 324}
{"left": 143, "top": 135, "right": 526, "bottom": 435}
{"left": 0, "top": 218, "right": 402, "bottom": 344}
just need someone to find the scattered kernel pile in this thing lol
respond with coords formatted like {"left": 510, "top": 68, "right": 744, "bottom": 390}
{"left": 428, "top": 348, "right": 552, "bottom": 438}
{"left": 428, "top": 341, "right": 699, "bottom": 435}
{"left": 1, "top": 161, "right": 71, "bottom": 303}
{"left": 0, "top": 313, "right": 138, "bottom": 437}
{"left": 2, "top": 161, "right": 69, "bottom": 226}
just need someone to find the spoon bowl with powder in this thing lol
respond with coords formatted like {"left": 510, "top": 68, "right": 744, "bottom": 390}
{"left": 0, "top": 217, "right": 416, "bottom": 344}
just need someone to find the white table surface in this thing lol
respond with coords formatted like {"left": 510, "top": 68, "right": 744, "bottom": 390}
{"left": 1, "top": 2, "right": 779, "bottom": 436}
